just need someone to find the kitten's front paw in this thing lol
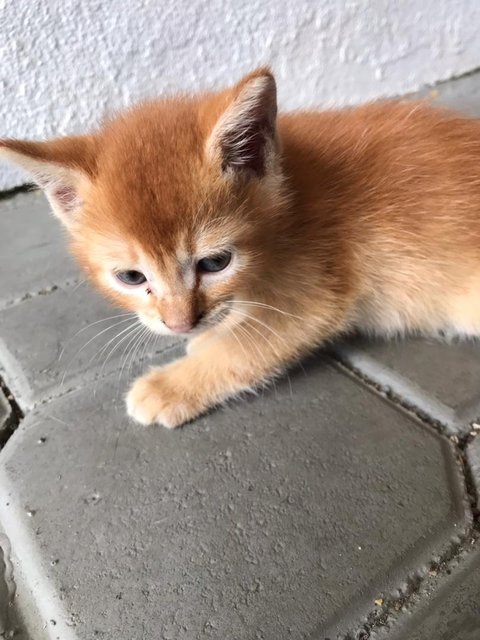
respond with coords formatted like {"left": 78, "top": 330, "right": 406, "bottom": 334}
{"left": 126, "top": 368, "right": 197, "bottom": 428}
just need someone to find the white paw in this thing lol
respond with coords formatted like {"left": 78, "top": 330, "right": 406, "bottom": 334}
{"left": 126, "top": 371, "right": 194, "bottom": 428}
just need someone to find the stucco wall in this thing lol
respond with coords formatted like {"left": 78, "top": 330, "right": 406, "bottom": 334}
{"left": 1, "top": 0, "right": 479, "bottom": 189}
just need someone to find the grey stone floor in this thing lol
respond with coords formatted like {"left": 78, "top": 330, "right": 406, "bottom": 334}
{"left": 1, "top": 73, "right": 480, "bottom": 640}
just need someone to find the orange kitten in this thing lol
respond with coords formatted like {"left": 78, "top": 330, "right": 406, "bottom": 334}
{"left": 2, "top": 68, "right": 480, "bottom": 428}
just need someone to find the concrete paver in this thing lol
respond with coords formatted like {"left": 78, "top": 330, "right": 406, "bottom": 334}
{"left": 0, "top": 360, "right": 470, "bottom": 640}
{"left": 0, "top": 285, "right": 181, "bottom": 411}
{"left": 333, "top": 337, "right": 480, "bottom": 435}
{"left": 0, "top": 191, "right": 78, "bottom": 310}
{"left": 419, "top": 71, "right": 480, "bottom": 117}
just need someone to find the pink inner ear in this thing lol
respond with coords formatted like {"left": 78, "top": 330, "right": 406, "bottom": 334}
{"left": 53, "top": 185, "right": 78, "bottom": 211}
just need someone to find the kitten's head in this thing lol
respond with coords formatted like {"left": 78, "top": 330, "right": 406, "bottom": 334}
{"left": 1, "top": 68, "right": 288, "bottom": 335}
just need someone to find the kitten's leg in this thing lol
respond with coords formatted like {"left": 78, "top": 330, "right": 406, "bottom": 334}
{"left": 126, "top": 316, "right": 317, "bottom": 428}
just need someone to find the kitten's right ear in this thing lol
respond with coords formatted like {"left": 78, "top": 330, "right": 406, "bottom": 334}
{"left": 0, "top": 136, "right": 97, "bottom": 228}
{"left": 205, "top": 68, "right": 278, "bottom": 178}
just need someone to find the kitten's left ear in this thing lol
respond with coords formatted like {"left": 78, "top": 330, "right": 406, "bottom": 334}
{"left": 0, "top": 136, "right": 96, "bottom": 228}
{"left": 206, "top": 68, "right": 278, "bottom": 178}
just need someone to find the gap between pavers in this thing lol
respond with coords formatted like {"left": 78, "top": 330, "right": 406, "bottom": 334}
{"left": 332, "top": 338, "right": 480, "bottom": 437}
{"left": 370, "top": 542, "right": 480, "bottom": 640}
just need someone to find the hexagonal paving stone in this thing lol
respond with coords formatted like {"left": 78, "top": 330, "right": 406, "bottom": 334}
{"left": 0, "top": 191, "right": 78, "bottom": 310}
{"left": 333, "top": 337, "right": 480, "bottom": 435}
{"left": 0, "top": 359, "right": 470, "bottom": 640}
{"left": 0, "top": 284, "right": 181, "bottom": 411}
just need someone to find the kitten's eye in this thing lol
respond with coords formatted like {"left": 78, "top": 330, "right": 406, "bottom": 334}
{"left": 115, "top": 270, "right": 147, "bottom": 286}
{"left": 197, "top": 251, "right": 232, "bottom": 273}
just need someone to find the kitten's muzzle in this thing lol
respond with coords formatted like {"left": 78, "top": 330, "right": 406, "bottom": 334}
{"left": 161, "top": 303, "right": 230, "bottom": 334}
{"left": 162, "top": 312, "right": 205, "bottom": 334}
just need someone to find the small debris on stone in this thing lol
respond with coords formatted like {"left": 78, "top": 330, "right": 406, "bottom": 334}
{"left": 374, "top": 598, "right": 384, "bottom": 606}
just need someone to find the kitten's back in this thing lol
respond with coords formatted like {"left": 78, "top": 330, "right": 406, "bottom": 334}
{"left": 279, "top": 101, "right": 480, "bottom": 336}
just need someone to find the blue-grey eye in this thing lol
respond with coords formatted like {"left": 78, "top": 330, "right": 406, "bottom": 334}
{"left": 197, "top": 251, "right": 232, "bottom": 273}
{"left": 115, "top": 270, "right": 147, "bottom": 286}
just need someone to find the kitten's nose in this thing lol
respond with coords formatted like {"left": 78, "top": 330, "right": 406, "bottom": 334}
{"left": 162, "top": 303, "right": 204, "bottom": 334}
{"left": 165, "top": 321, "right": 194, "bottom": 334}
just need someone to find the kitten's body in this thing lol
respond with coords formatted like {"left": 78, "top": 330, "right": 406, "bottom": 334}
{"left": 279, "top": 104, "right": 480, "bottom": 339}
{"left": 2, "top": 69, "right": 480, "bottom": 427}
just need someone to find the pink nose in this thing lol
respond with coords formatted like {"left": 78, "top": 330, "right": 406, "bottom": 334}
{"left": 165, "top": 322, "right": 193, "bottom": 334}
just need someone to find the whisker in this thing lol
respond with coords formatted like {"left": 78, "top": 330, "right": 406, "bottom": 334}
{"left": 94, "top": 320, "right": 141, "bottom": 367}
{"left": 236, "top": 307, "right": 308, "bottom": 379}
{"left": 230, "top": 309, "right": 294, "bottom": 398}
{"left": 118, "top": 324, "right": 146, "bottom": 384}
{"left": 92, "top": 322, "right": 142, "bottom": 397}
{"left": 234, "top": 320, "right": 280, "bottom": 400}
{"left": 99, "top": 321, "right": 143, "bottom": 379}
{"left": 72, "top": 279, "right": 87, "bottom": 292}
{"left": 128, "top": 326, "right": 151, "bottom": 378}
{"left": 58, "top": 312, "right": 136, "bottom": 361}
{"left": 232, "top": 313, "right": 286, "bottom": 375}
{"left": 60, "top": 317, "right": 136, "bottom": 387}
{"left": 137, "top": 327, "right": 156, "bottom": 370}
{"left": 115, "top": 324, "right": 149, "bottom": 400}
{"left": 229, "top": 308, "right": 291, "bottom": 352}
{"left": 227, "top": 322, "right": 253, "bottom": 364}
{"left": 234, "top": 321, "right": 268, "bottom": 363}
{"left": 234, "top": 300, "right": 303, "bottom": 321}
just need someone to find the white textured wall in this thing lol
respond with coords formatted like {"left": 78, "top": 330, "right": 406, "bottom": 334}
{"left": 1, "top": 0, "right": 479, "bottom": 189}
